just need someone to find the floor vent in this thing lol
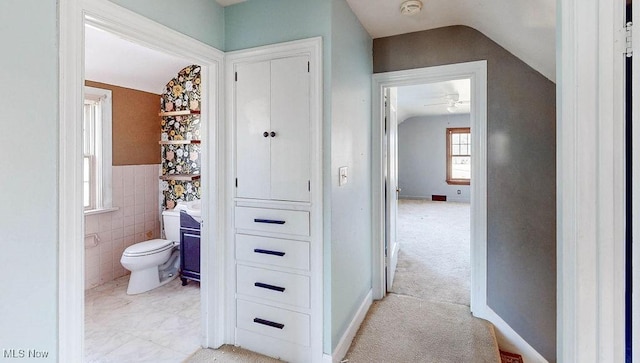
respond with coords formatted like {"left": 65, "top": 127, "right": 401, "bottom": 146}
{"left": 431, "top": 195, "right": 447, "bottom": 202}
{"left": 499, "top": 350, "right": 523, "bottom": 363}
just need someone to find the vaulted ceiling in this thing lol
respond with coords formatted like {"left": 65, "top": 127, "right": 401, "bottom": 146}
{"left": 217, "top": 0, "right": 556, "bottom": 82}
{"left": 345, "top": 0, "right": 556, "bottom": 82}
{"left": 88, "top": 0, "right": 556, "bottom": 94}
{"left": 85, "top": 25, "right": 192, "bottom": 94}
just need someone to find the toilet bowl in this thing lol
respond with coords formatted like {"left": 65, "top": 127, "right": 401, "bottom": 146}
{"left": 120, "top": 239, "right": 178, "bottom": 294}
{"left": 120, "top": 203, "right": 187, "bottom": 295}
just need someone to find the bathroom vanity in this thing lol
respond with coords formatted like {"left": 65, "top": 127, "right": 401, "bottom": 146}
{"left": 179, "top": 210, "right": 200, "bottom": 285}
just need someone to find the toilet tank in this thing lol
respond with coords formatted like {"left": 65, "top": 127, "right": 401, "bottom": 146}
{"left": 162, "top": 208, "right": 182, "bottom": 242}
{"left": 162, "top": 200, "right": 201, "bottom": 242}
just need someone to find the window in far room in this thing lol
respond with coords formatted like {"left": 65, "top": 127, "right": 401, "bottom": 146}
{"left": 83, "top": 86, "right": 113, "bottom": 212}
{"left": 446, "top": 127, "right": 471, "bottom": 185}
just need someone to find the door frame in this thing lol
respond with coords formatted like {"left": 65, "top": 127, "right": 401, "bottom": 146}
{"left": 58, "top": 1, "right": 226, "bottom": 361}
{"left": 384, "top": 87, "right": 399, "bottom": 291}
{"left": 558, "top": 0, "right": 627, "bottom": 362}
{"left": 371, "top": 61, "right": 487, "bottom": 316}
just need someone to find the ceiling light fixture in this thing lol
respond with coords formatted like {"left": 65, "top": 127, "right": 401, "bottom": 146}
{"left": 400, "top": 0, "right": 423, "bottom": 16}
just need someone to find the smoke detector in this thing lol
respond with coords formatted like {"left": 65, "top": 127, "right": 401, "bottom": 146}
{"left": 400, "top": 0, "right": 423, "bottom": 15}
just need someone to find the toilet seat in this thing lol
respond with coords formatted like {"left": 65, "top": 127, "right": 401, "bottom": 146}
{"left": 123, "top": 239, "right": 174, "bottom": 257}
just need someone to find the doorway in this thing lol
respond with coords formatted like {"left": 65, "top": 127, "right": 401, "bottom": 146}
{"left": 371, "top": 61, "right": 487, "bottom": 317}
{"left": 83, "top": 24, "right": 203, "bottom": 361}
{"left": 389, "top": 79, "right": 472, "bottom": 305}
{"left": 58, "top": 2, "right": 226, "bottom": 361}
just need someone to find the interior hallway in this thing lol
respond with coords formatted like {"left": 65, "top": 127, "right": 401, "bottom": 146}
{"left": 342, "top": 199, "right": 500, "bottom": 362}
{"left": 390, "top": 199, "right": 471, "bottom": 305}
{"left": 188, "top": 199, "right": 496, "bottom": 362}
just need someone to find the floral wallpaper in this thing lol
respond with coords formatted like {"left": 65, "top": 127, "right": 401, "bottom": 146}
{"left": 160, "top": 65, "right": 202, "bottom": 209}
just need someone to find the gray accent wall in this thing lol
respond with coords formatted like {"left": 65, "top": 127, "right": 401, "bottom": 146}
{"left": 398, "top": 114, "right": 471, "bottom": 202}
{"left": 374, "top": 26, "right": 556, "bottom": 361}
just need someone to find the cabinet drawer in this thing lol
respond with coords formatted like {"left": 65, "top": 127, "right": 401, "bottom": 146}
{"left": 237, "top": 265, "right": 309, "bottom": 308}
{"left": 237, "top": 299, "right": 310, "bottom": 347}
{"left": 235, "top": 207, "right": 309, "bottom": 237}
{"left": 236, "top": 234, "right": 309, "bottom": 271}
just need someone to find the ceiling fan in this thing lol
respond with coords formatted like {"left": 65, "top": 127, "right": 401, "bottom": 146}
{"left": 423, "top": 93, "right": 470, "bottom": 113}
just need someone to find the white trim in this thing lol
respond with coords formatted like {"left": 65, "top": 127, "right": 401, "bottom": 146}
{"left": 399, "top": 195, "right": 471, "bottom": 203}
{"left": 634, "top": 1, "right": 640, "bottom": 361}
{"left": 83, "top": 207, "right": 119, "bottom": 216}
{"left": 58, "top": 1, "right": 226, "bottom": 362}
{"left": 558, "top": 0, "right": 626, "bottom": 362}
{"left": 84, "top": 85, "right": 113, "bottom": 212}
{"left": 58, "top": 2, "right": 84, "bottom": 362}
{"left": 483, "top": 307, "right": 549, "bottom": 363}
{"left": 225, "top": 37, "right": 324, "bottom": 362}
{"left": 328, "top": 290, "right": 373, "bottom": 363}
{"left": 371, "top": 61, "right": 487, "bottom": 318}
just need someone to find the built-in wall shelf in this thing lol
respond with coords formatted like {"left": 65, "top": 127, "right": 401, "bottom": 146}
{"left": 158, "top": 110, "right": 201, "bottom": 117}
{"left": 159, "top": 140, "right": 201, "bottom": 145}
{"left": 159, "top": 174, "right": 201, "bottom": 181}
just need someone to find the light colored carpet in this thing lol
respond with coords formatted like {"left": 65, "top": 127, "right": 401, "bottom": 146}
{"left": 183, "top": 345, "right": 280, "bottom": 362}
{"left": 391, "top": 199, "right": 471, "bottom": 306}
{"left": 343, "top": 293, "right": 500, "bottom": 363}
{"left": 340, "top": 200, "right": 499, "bottom": 363}
{"left": 185, "top": 200, "right": 498, "bottom": 363}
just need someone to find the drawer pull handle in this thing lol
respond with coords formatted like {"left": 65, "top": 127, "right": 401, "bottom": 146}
{"left": 253, "top": 318, "right": 284, "bottom": 330}
{"left": 254, "top": 282, "right": 286, "bottom": 292}
{"left": 254, "top": 248, "right": 286, "bottom": 257}
{"left": 254, "top": 219, "right": 286, "bottom": 225}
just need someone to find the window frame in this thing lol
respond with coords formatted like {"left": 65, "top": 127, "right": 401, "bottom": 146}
{"left": 83, "top": 86, "right": 113, "bottom": 214}
{"left": 446, "top": 127, "right": 471, "bottom": 185}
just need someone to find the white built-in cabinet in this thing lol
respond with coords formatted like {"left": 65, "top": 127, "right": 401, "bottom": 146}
{"left": 235, "top": 56, "right": 311, "bottom": 202}
{"left": 228, "top": 38, "right": 322, "bottom": 363}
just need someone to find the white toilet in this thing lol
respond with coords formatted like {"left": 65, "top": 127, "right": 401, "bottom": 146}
{"left": 120, "top": 207, "right": 183, "bottom": 295}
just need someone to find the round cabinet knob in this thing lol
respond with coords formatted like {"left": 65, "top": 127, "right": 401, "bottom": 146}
{"left": 263, "top": 132, "right": 269, "bottom": 138}
{"left": 270, "top": 131, "right": 276, "bottom": 137}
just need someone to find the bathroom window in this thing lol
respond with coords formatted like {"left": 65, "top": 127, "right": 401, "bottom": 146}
{"left": 446, "top": 127, "right": 471, "bottom": 185}
{"left": 83, "top": 86, "right": 113, "bottom": 212}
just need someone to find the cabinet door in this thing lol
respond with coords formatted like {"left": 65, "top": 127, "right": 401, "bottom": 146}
{"left": 181, "top": 231, "right": 201, "bottom": 275}
{"left": 270, "top": 56, "right": 311, "bottom": 202}
{"left": 236, "top": 60, "right": 271, "bottom": 200}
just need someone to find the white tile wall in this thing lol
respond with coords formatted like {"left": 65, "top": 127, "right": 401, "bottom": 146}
{"left": 84, "top": 164, "right": 161, "bottom": 290}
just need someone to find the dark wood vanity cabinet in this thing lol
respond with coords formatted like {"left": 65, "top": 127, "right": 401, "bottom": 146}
{"left": 179, "top": 211, "right": 200, "bottom": 285}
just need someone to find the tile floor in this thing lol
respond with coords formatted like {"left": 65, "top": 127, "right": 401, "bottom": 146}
{"left": 85, "top": 275, "right": 201, "bottom": 363}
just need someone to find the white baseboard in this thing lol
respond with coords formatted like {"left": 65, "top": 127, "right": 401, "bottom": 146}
{"left": 480, "top": 306, "right": 548, "bottom": 363}
{"left": 399, "top": 195, "right": 470, "bottom": 203}
{"left": 326, "top": 289, "right": 373, "bottom": 363}
{"left": 399, "top": 195, "right": 431, "bottom": 200}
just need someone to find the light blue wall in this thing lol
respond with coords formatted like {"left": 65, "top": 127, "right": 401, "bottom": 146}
{"left": 225, "top": 1, "right": 335, "bottom": 352}
{"left": 0, "top": 1, "right": 223, "bottom": 360}
{"left": 224, "top": 0, "right": 330, "bottom": 52}
{"left": 329, "top": 0, "right": 373, "bottom": 353}
{"left": 0, "top": 1, "right": 59, "bottom": 360}
{"left": 225, "top": 0, "right": 373, "bottom": 354}
{"left": 108, "top": 0, "right": 225, "bottom": 50}
{"left": 398, "top": 114, "right": 470, "bottom": 202}
{"left": 3, "top": 0, "right": 370, "bottom": 358}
